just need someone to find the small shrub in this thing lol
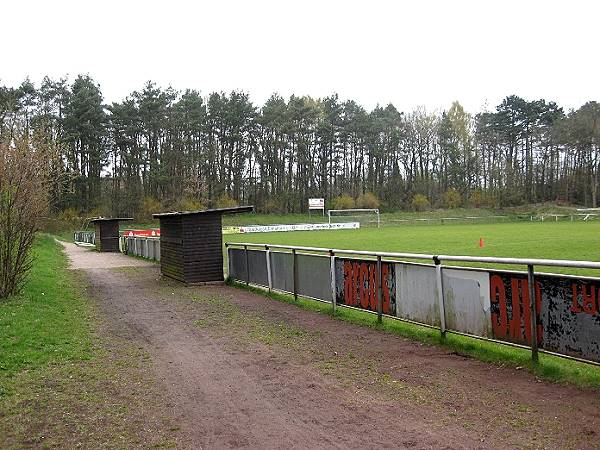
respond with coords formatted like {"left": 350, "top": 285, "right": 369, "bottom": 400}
{"left": 468, "top": 189, "right": 496, "bottom": 208}
{"left": 442, "top": 188, "right": 462, "bottom": 209}
{"left": 262, "top": 196, "right": 286, "bottom": 214}
{"left": 356, "top": 192, "right": 380, "bottom": 209}
{"left": 139, "top": 196, "right": 161, "bottom": 221}
{"left": 177, "top": 197, "right": 206, "bottom": 212}
{"left": 216, "top": 193, "right": 238, "bottom": 209}
{"left": 58, "top": 207, "right": 79, "bottom": 222}
{"left": 411, "top": 194, "right": 430, "bottom": 211}
{"left": 332, "top": 194, "right": 356, "bottom": 210}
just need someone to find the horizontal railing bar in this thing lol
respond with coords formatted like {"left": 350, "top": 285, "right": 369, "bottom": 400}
{"left": 327, "top": 208, "right": 379, "bottom": 213}
{"left": 226, "top": 242, "right": 600, "bottom": 270}
{"left": 226, "top": 242, "right": 434, "bottom": 260}
{"left": 436, "top": 254, "right": 600, "bottom": 269}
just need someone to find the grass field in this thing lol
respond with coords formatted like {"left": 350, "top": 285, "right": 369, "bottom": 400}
{"left": 223, "top": 221, "right": 600, "bottom": 276}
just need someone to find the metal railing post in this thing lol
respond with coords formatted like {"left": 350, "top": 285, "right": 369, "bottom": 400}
{"left": 434, "top": 256, "right": 446, "bottom": 338}
{"left": 292, "top": 248, "right": 298, "bottom": 301}
{"left": 266, "top": 245, "right": 272, "bottom": 292}
{"left": 527, "top": 264, "right": 539, "bottom": 363}
{"left": 244, "top": 245, "right": 250, "bottom": 285}
{"left": 329, "top": 250, "right": 336, "bottom": 313}
{"left": 376, "top": 255, "right": 383, "bottom": 323}
{"left": 225, "top": 243, "right": 232, "bottom": 278}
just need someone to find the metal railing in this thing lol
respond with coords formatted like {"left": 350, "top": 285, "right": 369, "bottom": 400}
{"left": 387, "top": 215, "right": 510, "bottom": 226}
{"left": 123, "top": 236, "right": 160, "bottom": 261}
{"left": 74, "top": 231, "right": 95, "bottom": 245}
{"left": 226, "top": 241, "right": 600, "bottom": 366}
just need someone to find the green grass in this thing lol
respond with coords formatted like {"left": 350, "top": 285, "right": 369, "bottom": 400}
{"left": 228, "top": 280, "right": 600, "bottom": 390}
{"left": 0, "top": 235, "right": 180, "bottom": 448}
{"left": 224, "top": 221, "right": 600, "bottom": 276}
{"left": 0, "top": 235, "right": 94, "bottom": 379}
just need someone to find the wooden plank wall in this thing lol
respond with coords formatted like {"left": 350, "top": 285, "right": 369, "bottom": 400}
{"left": 95, "top": 221, "right": 120, "bottom": 252}
{"left": 159, "top": 216, "right": 185, "bottom": 282}
{"left": 182, "top": 213, "right": 224, "bottom": 283}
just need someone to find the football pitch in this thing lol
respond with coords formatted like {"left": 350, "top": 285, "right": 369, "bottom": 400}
{"left": 223, "top": 220, "right": 600, "bottom": 276}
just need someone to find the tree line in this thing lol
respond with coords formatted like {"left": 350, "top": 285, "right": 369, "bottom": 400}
{"left": 1, "top": 75, "right": 599, "bottom": 218}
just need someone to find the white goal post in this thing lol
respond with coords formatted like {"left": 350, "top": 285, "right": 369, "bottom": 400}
{"left": 327, "top": 209, "right": 380, "bottom": 228}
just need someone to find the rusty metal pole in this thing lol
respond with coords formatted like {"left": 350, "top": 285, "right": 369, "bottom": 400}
{"left": 292, "top": 248, "right": 298, "bottom": 301}
{"left": 377, "top": 255, "right": 383, "bottom": 323}
{"left": 527, "top": 264, "right": 539, "bottom": 363}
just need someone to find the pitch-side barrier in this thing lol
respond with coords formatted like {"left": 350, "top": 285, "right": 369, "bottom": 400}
{"left": 122, "top": 236, "right": 160, "bottom": 261}
{"left": 226, "top": 242, "right": 600, "bottom": 366}
{"left": 73, "top": 231, "right": 95, "bottom": 246}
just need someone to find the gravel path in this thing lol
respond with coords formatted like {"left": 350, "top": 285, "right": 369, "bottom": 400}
{"left": 63, "top": 241, "right": 155, "bottom": 269}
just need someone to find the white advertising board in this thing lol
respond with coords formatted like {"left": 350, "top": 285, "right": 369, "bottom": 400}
{"left": 308, "top": 198, "right": 325, "bottom": 209}
{"left": 238, "top": 222, "right": 359, "bottom": 233}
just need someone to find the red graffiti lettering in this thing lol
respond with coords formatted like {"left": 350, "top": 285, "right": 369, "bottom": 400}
{"left": 360, "top": 263, "right": 369, "bottom": 309}
{"left": 510, "top": 278, "right": 522, "bottom": 340}
{"left": 382, "top": 264, "right": 391, "bottom": 314}
{"left": 570, "top": 283, "right": 599, "bottom": 316}
{"left": 352, "top": 262, "right": 361, "bottom": 306}
{"left": 341, "top": 260, "right": 393, "bottom": 314}
{"left": 491, "top": 275, "right": 543, "bottom": 345}
{"left": 582, "top": 284, "right": 597, "bottom": 315}
{"left": 369, "top": 264, "right": 377, "bottom": 310}
{"left": 520, "top": 280, "right": 543, "bottom": 345}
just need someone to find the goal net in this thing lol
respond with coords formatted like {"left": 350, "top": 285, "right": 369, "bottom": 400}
{"left": 327, "top": 209, "right": 380, "bottom": 228}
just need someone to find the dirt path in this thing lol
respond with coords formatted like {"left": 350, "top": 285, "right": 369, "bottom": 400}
{"left": 63, "top": 243, "right": 600, "bottom": 449}
{"left": 64, "top": 241, "right": 155, "bottom": 269}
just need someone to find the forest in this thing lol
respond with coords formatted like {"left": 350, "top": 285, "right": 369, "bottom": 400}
{"left": 1, "top": 75, "right": 599, "bottom": 218}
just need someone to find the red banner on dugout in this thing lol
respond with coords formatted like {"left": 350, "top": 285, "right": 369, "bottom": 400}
{"left": 122, "top": 229, "right": 160, "bottom": 237}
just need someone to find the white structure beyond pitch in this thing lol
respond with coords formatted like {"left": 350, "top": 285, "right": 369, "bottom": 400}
{"left": 308, "top": 198, "right": 325, "bottom": 216}
{"left": 327, "top": 208, "right": 380, "bottom": 228}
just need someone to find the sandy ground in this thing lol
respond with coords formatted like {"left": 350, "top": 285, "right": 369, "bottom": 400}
{"left": 62, "top": 243, "right": 600, "bottom": 449}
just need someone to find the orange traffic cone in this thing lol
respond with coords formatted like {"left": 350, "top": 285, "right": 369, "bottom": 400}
{"left": 479, "top": 237, "right": 484, "bottom": 248}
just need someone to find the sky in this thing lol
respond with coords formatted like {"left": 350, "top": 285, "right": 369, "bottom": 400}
{"left": 2, "top": 0, "right": 599, "bottom": 114}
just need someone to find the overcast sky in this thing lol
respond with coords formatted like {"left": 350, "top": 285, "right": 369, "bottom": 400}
{"left": 2, "top": 0, "right": 599, "bottom": 113}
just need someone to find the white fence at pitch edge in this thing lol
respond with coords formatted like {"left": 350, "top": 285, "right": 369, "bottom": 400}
{"left": 122, "top": 236, "right": 161, "bottom": 261}
{"left": 378, "top": 214, "right": 597, "bottom": 226}
{"left": 73, "top": 231, "right": 95, "bottom": 246}
{"left": 226, "top": 241, "right": 600, "bottom": 366}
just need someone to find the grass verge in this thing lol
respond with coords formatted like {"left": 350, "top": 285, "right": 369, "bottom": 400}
{"left": 0, "top": 235, "right": 179, "bottom": 448}
{"left": 227, "top": 279, "right": 600, "bottom": 390}
{"left": 0, "top": 235, "right": 94, "bottom": 379}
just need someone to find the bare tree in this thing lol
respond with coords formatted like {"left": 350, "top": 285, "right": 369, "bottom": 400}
{"left": 0, "top": 131, "right": 49, "bottom": 299}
